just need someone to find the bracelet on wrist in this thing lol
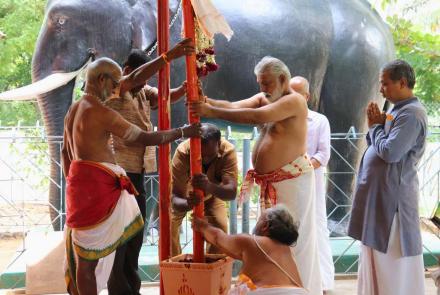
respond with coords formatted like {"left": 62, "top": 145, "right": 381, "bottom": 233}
{"left": 179, "top": 127, "right": 184, "bottom": 138}
{"left": 161, "top": 53, "right": 169, "bottom": 64}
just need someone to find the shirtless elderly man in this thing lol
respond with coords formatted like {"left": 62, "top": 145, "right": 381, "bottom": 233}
{"left": 191, "top": 56, "right": 322, "bottom": 295}
{"left": 193, "top": 204, "right": 305, "bottom": 294}
{"left": 62, "top": 39, "right": 200, "bottom": 295}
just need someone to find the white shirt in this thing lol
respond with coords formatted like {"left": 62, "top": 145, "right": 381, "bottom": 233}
{"left": 306, "top": 109, "right": 335, "bottom": 290}
{"left": 307, "top": 109, "right": 331, "bottom": 171}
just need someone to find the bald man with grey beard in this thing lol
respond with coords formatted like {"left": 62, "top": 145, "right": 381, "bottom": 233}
{"left": 62, "top": 46, "right": 200, "bottom": 295}
{"left": 191, "top": 56, "right": 323, "bottom": 295}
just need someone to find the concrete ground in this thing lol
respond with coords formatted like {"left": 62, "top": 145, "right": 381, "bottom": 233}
{"left": 133, "top": 278, "right": 439, "bottom": 295}
{"left": 7, "top": 277, "right": 436, "bottom": 295}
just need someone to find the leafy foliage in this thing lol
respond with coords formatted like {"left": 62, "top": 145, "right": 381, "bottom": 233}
{"left": 0, "top": 101, "right": 40, "bottom": 126}
{"left": 0, "top": 0, "right": 45, "bottom": 126}
{"left": 387, "top": 16, "right": 440, "bottom": 102}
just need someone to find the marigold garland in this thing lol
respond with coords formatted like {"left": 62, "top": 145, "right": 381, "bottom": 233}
{"left": 194, "top": 17, "right": 219, "bottom": 77}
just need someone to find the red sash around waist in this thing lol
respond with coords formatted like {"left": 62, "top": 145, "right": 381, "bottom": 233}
{"left": 240, "top": 169, "right": 300, "bottom": 210}
{"left": 239, "top": 155, "right": 312, "bottom": 210}
{"left": 66, "top": 160, "right": 138, "bottom": 229}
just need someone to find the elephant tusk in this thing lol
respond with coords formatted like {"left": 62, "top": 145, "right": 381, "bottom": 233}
{"left": 0, "top": 58, "right": 92, "bottom": 101}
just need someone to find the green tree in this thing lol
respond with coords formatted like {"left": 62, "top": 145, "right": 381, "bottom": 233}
{"left": 374, "top": 0, "right": 440, "bottom": 103}
{"left": 387, "top": 16, "right": 440, "bottom": 103}
{"left": 0, "top": 0, "right": 46, "bottom": 126}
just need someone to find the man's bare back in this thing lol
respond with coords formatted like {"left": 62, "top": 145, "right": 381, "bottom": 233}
{"left": 193, "top": 204, "right": 303, "bottom": 288}
{"left": 240, "top": 235, "right": 302, "bottom": 287}
{"left": 64, "top": 96, "right": 117, "bottom": 165}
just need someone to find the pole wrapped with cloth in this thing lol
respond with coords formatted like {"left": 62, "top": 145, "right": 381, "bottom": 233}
{"left": 182, "top": 0, "right": 205, "bottom": 263}
{"left": 156, "top": 2, "right": 171, "bottom": 295}
{"left": 182, "top": 0, "right": 233, "bottom": 262}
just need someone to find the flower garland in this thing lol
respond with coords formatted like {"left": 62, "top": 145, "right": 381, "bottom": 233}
{"left": 194, "top": 17, "right": 218, "bottom": 77}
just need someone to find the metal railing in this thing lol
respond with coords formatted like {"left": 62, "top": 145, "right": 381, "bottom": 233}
{"left": 0, "top": 125, "right": 439, "bottom": 287}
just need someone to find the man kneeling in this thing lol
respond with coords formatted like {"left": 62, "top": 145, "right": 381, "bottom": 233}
{"left": 193, "top": 204, "right": 306, "bottom": 294}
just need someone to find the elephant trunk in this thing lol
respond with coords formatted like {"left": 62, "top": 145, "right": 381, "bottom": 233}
{"left": 36, "top": 82, "right": 75, "bottom": 230}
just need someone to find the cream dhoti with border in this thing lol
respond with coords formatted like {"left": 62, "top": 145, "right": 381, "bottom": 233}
{"left": 64, "top": 162, "right": 144, "bottom": 293}
{"left": 241, "top": 155, "right": 322, "bottom": 295}
{"left": 357, "top": 214, "right": 425, "bottom": 295}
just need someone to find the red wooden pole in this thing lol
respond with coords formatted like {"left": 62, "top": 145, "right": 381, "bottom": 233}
{"left": 157, "top": 0, "right": 171, "bottom": 294}
{"left": 182, "top": 0, "right": 205, "bottom": 263}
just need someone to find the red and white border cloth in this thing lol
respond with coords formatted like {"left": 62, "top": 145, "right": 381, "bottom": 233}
{"left": 64, "top": 162, "right": 143, "bottom": 294}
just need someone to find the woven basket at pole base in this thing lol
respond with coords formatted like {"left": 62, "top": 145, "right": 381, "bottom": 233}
{"left": 160, "top": 254, "right": 234, "bottom": 295}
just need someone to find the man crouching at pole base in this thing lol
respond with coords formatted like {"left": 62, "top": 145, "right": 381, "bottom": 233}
{"left": 62, "top": 54, "right": 201, "bottom": 295}
{"left": 171, "top": 123, "right": 238, "bottom": 257}
{"left": 191, "top": 56, "right": 322, "bottom": 295}
{"left": 193, "top": 204, "right": 306, "bottom": 294}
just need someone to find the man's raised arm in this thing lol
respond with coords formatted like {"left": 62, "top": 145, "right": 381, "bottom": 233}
{"left": 192, "top": 92, "right": 306, "bottom": 125}
{"left": 148, "top": 82, "right": 188, "bottom": 110}
{"left": 203, "top": 92, "right": 266, "bottom": 110}
{"left": 120, "top": 38, "right": 194, "bottom": 95}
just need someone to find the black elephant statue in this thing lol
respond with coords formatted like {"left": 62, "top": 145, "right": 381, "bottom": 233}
{"left": 31, "top": 0, "right": 394, "bottom": 231}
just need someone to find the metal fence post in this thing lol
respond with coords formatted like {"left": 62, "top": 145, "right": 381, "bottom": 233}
{"left": 226, "top": 131, "right": 238, "bottom": 235}
{"left": 242, "top": 138, "right": 251, "bottom": 234}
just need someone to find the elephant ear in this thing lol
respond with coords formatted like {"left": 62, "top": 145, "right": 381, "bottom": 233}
{"left": 130, "top": 1, "right": 157, "bottom": 50}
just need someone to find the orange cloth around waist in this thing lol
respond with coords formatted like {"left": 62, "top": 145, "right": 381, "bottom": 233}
{"left": 66, "top": 160, "right": 138, "bottom": 229}
{"left": 239, "top": 154, "right": 313, "bottom": 209}
{"left": 237, "top": 273, "right": 299, "bottom": 290}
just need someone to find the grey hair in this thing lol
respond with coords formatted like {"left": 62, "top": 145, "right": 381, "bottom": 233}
{"left": 254, "top": 56, "right": 291, "bottom": 82}
{"left": 265, "top": 204, "right": 299, "bottom": 246}
{"left": 381, "top": 59, "right": 416, "bottom": 89}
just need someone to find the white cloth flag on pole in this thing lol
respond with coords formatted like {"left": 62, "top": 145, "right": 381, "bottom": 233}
{"left": 190, "top": 0, "right": 233, "bottom": 40}
{"left": 0, "top": 60, "right": 90, "bottom": 101}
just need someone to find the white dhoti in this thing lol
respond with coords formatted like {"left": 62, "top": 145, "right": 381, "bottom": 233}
{"left": 273, "top": 166, "right": 322, "bottom": 295}
{"left": 65, "top": 162, "right": 144, "bottom": 293}
{"left": 229, "top": 274, "right": 307, "bottom": 295}
{"left": 357, "top": 214, "right": 425, "bottom": 295}
{"left": 241, "top": 155, "right": 322, "bottom": 295}
{"left": 229, "top": 286, "right": 308, "bottom": 294}
{"left": 314, "top": 167, "right": 335, "bottom": 290}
